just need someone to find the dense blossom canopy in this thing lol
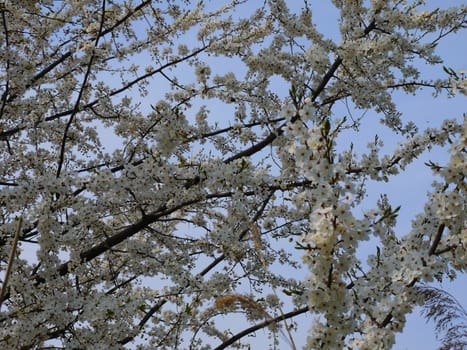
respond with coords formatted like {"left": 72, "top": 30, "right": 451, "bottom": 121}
{"left": 0, "top": 0, "right": 465, "bottom": 349}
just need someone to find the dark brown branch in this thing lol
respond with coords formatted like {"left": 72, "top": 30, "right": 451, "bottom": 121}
{"left": 56, "top": 0, "right": 107, "bottom": 178}
{"left": 0, "top": 7, "right": 10, "bottom": 121}
{"left": 223, "top": 51, "right": 342, "bottom": 164}
{"left": 213, "top": 306, "right": 309, "bottom": 350}
{"left": 311, "top": 57, "right": 343, "bottom": 102}
{"left": 0, "top": 181, "right": 17, "bottom": 186}
{"left": 225, "top": 132, "right": 279, "bottom": 163}
{"left": 118, "top": 299, "right": 168, "bottom": 345}
{"left": 429, "top": 223, "right": 445, "bottom": 256}
{"left": 0, "top": 217, "right": 22, "bottom": 308}
{"left": 57, "top": 202, "right": 168, "bottom": 276}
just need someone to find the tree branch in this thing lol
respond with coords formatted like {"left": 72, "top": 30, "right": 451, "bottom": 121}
{"left": 0, "top": 217, "right": 22, "bottom": 309}
{"left": 429, "top": 223, "right": 446, "bottom": 256}
{"left": 213, "top": 306, "right": 309, "bottom": 350}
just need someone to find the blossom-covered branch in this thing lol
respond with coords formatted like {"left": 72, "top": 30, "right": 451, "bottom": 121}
{"left": 0, "top": 1, "right": 465, "bottom": 349}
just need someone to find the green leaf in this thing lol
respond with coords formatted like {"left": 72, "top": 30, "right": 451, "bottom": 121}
{"left": 393, "top": 205, "right": 401, "bottom": 214}
{"left": 443, "top": 65, "right": 459, "bottom": 79}
{"left": 322, "top": 118, "right": 331, "bottom": 136}
{"left": 106, "top": 309, "right": 115, "bottom": 317}
{"left": 239, "top": 157, "right": 248, "bottom": 172}
{"left": 289, "top": 84, "right": 297, "bottom": 99}
{"left": 282, "top": 288, "right": 303, "bottom": 296}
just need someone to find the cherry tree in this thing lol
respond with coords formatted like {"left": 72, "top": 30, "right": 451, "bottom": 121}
{"left": 0, "top": 0, "right": 465, "bottom": 349}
